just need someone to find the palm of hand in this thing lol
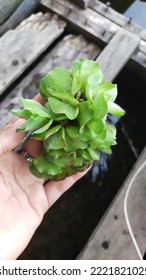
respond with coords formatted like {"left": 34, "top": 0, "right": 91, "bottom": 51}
{"left": 0, "top": 95, "right": 88, "bottom": 259}
{"left": 0, "top": 151, "right": 48, "bottom": 259}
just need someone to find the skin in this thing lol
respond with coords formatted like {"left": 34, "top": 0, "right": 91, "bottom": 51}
{"left": 0, "top": 94, "right": 89, "bottom": 260}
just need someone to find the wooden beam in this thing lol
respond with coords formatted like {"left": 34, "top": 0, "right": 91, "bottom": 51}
{"left": 89, "top": 0, "right": 146, "bottom": 42}
{"left": 0, "top": 34, "right": 100, "bottom": 127}
{"left": 97, "top": 28, "right": 140, "bottom": 81}
{"left": 40, "top": 0, "right": 119, "bottom": 43}
{"left": 40, "top": 0, "right": 146, "bottom": 73}
{"left": 78, "top": 147, "right": 146, "bottom": 260}
{"left": 0, "top": 12, "right": 66, "bottom": 97}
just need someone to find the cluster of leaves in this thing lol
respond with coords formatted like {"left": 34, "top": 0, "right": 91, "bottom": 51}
{"left": 13, "top": 58, "right": 125, "bottom": 180}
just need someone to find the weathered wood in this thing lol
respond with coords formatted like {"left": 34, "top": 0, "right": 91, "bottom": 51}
{"left": 78, "top": 147, "right": 146, "bottom": 260}
{"left": 40, "top": 0, "right": 146, "bottom": 73}
{"left": 0, "top": 12, "right": 66, "bottom": 97}
{"left": 0, "top": 0, "right": 40, "bottom": 36}
{"left": 89, "top": 0, "right": 146, "bottom": 42}
{"left": 97, "top": 28, "right": 140, "bottom": 81}
{"left": 0, "top": 34, "right": 100, "bottom": 128}
{"left": 40, "top": 0, "right": 119, "bottom": 43}
{"left": 139, "top": 40, "right": 146, "bottom": 55}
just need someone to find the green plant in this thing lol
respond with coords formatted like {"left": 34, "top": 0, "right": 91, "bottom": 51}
{"left": 13, "top": 58, "right": 125, "bottom": 180}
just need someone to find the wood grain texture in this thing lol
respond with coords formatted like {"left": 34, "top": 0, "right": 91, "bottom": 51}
{"left": 78, "top": 148, "right": 146, "bottom": 259}
{"left": 0, "top": 12, "right": 66, "bottom": 96}
{"left": 89, "top": 0, "right": 146, "bottom": 42}
{"left": 97, "top": 28, "right": 140, "bottom": 81}
{"left": 0, "top": 34, "right": 101, "bottom": 127}
{"left": 41, "top": 0, "right": 119, "bottom": 43}
{"left": 40, "top": 0, "right": 146, "bottom": 72}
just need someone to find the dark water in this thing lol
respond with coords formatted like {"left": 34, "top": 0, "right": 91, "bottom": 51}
{"left": 19, "top": 66, "right": 146, "bottom": 260}
{"left": 101, "top": 0, "right": 146, "bottom": 28}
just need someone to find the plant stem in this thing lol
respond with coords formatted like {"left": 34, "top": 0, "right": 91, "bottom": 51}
{"left": 13, "top": 130, "right": 33, "bottom": 153}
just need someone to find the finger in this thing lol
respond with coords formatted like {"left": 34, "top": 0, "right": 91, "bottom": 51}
{"left": 0, "top": 94, "right": 44, "bottom": 156}
{"left": 44, "top": 168, "right": 90, "bottom": 210}
{"left": 24, "top": 139, "right": 43, "bottom": 158}
{"left": 0, "top": 118, "right": 26, "bottom": 156}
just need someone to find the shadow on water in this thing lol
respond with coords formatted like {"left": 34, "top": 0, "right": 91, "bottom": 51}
{"left": 19, "top": 67, "right": 146, "bottom": 260}
{"left": 100, "top": 0, "right": 136, "bottom": 13}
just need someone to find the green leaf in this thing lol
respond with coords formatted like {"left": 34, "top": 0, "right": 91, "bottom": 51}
{"left": 47, "top": 89, "right": 79, "bottom": 106}
{"left": 32, "top": 155, "right": 62, "bottom": 176}
{"left": 81, "top": 148, "right": 100, "bottom": 160}
{"left": 87, "top": 116, "right": 104, "bottom": 134}
{"left": 85, "top": 72, "right": 103, "bottom": 101}
{"left": 44, "top": 127, "right": 66, "bottom": 151}
{"left": 79, "top": 125, "right": 97, "bottom": 141}
{"left": 97, "top": 82, "right": 118, "bottom": 102}
{"left": 70, "top": 59, "right": 83, "bottom": 94}
{"left": 90, "top": 129, "right": 106, "bottom": 150}
{"left": 48, "top": 97, "right": 79, "bottom": 120}
{"left": 74, "top": 156, "right": 84, "bottom": 167}
{"left": 79, "top": 59, "right": 104, "bottom": 92}
{"left": 93, "top": 93, "right": 108, "bottom": 119}
{"left": 78, "top": 101, "right": 94, "bottom": 132}
{"left": 81, "top": 149, "right": 91, "bottom": 160}
{"left": 46, "top": 152, "right": 76, "bottom": 168}
{"left": 25, "top": 116, "right": 49, "bottom": 131}
{"left": 70, "top": 59, "right": 83, "bottom": 76}
{"left": 87, "top": 147, "right": 100, "bottom": 160}
{"left": 39, "top": 67, "right": 72, "bottom": 99}
{"left": 66, "top": 126, "right": 80, "bottom": 140}
{"left": 16, "top": 123, "right": 27, "bottom": 131}
{"left": 12, "top": 109, "right": 31, "bottom": 119}
{"left": 108, "top": 101, "right": 125, "bottom": 116}
{"left": 20, "top": 97, "right": 51, "bottom": 118}
{"left": 47, "top": 149, "right": 67, "bottom": 159}
{"left": 71, "top": 70, "right": 81, "bottom": 95}
{"left": 45, "top": 101, "right": 68, "bottom": 121}
{"left": 32, "top": 119, "right": 53, "bottom": 135}
{"left": 45, "top": 124, "right": 61, "bottom": 139}
{"left": 97, "top": 124, "right": 117, "bottom": 153}
{"left": 64, "top": 134, "right": 88, "bottom": 152}
{"left": 29, "top": 161, "right": 47, "bottom": 179}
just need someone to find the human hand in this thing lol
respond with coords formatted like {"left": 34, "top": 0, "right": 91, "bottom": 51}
{"left": 0, "top": 95, "right": 88, "bottom": 260}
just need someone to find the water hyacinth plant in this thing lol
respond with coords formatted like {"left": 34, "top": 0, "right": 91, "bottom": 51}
{"left": 13, "top": 58, "right": 125, "bottom": 180}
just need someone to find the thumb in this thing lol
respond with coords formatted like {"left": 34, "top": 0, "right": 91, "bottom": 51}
{"left": 0, "top": 117, "right": 25, "bottom": 156}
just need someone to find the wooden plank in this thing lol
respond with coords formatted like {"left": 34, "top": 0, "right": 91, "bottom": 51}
{"left": 89, "top": 0, "right": 146, "bottom": 42}
{"left": 78, "top": 147, "right": 146, "bottom": 260}
{"left": 139, "top": 40, "right": 146, "bottom": 55}
{"left": 40, "top": 0, "right": 146, "bottom": 73}
{"left": 97, "top": 28, "right": 140, "bottom": 81}
{"left": 40, "top": 0, "right": 119, "bottom": 43}
{"left": 0, "top": 34, "right": 100, "bottom": 128}
{"left": 0, "top": 12, "right": 66, "bottom": 97}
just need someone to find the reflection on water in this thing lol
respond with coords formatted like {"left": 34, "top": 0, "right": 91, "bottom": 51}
{"left": 100, "top": 0, "right": 146, "bottom": 28}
